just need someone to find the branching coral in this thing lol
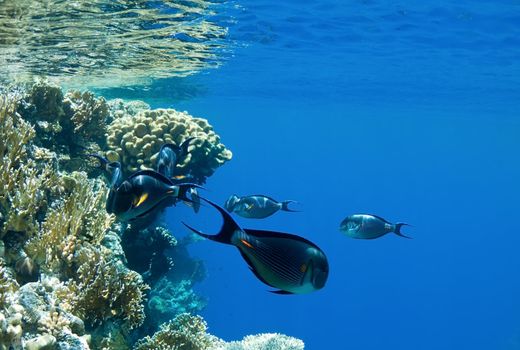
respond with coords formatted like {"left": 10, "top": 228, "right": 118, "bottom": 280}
{"left": 17, "top": 81, "right": 110, "bottom": 155}
{"left": 62, "top": 90, "right": 109, "bottom": 145}
{"left": 0, "top": 93, "right": 62, "bottom": 237}
{"left": 25, "top": 172, "right": 114, "bottom": 272}
{"left": 59, "top": 246, "right": 149, "bottom": 329}
{"left": 37, "top": 309, "right": 71, "bottom": 337}
{"left": 134, "top": 313, "right": 222, "bottom": 350}
{"left": 107, "top": 108, "right": 232, "bottom": 183}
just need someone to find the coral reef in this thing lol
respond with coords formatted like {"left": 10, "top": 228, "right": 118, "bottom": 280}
{"left": 25, "top": 172, "right": 113, "bottom": 273}
{"left": 106, "top": 107, "right": 232, "bottom": 183}
{"left": 217, "top": 334, "right": 305, "bottom": 350}
{"left": 0, "top": 87, "right": 149, "bottom": 349}
{"left": 135, "top": 313, "right": 305, "bottom": 350}
{"left": 0, "top": 82, "right": 304, "bottom": 350}
{"left": 59, "top": 246, "right": 149, "bottom": 330}
{"left": 17, "top": 80, "right": 110, "bottom": 152}
{"left": 147, "top": 278, "right": 206, "bottom": 328}
{"left": 121, "top": 226, "right": 177, "bottom": 283}
{"left": 134, "top": 313, "right": 222, "bottom": 350}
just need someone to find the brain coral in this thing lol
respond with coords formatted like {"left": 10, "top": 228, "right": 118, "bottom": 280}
{"left": 106, "top": 108, "right": 232, "bottom": 183}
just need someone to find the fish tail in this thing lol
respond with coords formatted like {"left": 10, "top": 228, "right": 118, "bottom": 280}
{"left": 394, "top": 223, "right": 412, "bottom": 239}
{"left": 188, "top": 188, "right": 201, "bottom": 213}
{"left": 176, "top": 183, "right": 204, "bottom": 203}
{"left": 182, "top": 196, "right": 240, "bottom": 245}
{"left": 281, "top": 200, "right": 299, "bottom": 212}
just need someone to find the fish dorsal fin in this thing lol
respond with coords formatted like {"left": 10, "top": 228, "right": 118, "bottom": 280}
{"left": 243, "top": 229, "right": 321, "bottom": 251}
{"left": 367, "top": 214, "right": 391, "bottom": 224}
{"left": 246, "top": 195, "right": 279, "bottom": 203}
{"left": 237, "top": 250, "right": 276, "bottom": 288}
{"left": 127, "top": 170, "right": 174, "bottom": 185}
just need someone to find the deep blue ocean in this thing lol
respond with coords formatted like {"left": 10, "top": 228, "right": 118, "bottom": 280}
{"left": 102, "top": 0, "right": 520, "bottom": 349}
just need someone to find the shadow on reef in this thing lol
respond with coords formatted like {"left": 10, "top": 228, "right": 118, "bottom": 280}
{"left": 0, "top": 80, "right": 304, "bottom": 350}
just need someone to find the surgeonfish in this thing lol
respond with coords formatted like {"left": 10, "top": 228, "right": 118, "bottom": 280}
{"left": 155, "top": 139, "right": 200, "bottom": 213}
{"left": 183, "top": 197, "right": 329, "bottom": 294}
{"left": 106, "top": 170, "right": 201, "bottom": 222}
{"left": 339, "top": 214, "right": 411, "bottom": 239}
{"left": 156, "top": 138, "right": 194, "bottom": 179}
{"left": 88, "top": 154, "right": 200, "bottom": 222}
{"left": 224, "top": 194, "right": 298, "bottom": 219}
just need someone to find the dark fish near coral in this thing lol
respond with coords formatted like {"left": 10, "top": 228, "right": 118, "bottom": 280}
{"left": 88, "top": 154, "right": 200, "bottom": 221}
{"left": 224, "top": 194, "right": 298, "bottom": 219}
{"left": 156, "top": 138, "right": 194, "bottom": 179}
{"left": 107, "top": 170, "right": 201, "bottom": 222}
{"left": 340, "top": 214, "right": 411, "bottom": 239}
{"left": 156, "top": 139, "right": 200, "bottom": 213}
{"left": 183, "top": 198, "right": 328, "bottom": 294}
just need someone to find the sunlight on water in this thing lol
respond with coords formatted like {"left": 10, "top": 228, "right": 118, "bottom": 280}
{"left": 0, "top": 0, "right": 230, "bottom": 88}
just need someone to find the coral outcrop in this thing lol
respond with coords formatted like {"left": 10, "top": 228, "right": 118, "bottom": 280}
{"left": 106, "top": 107, "right": 232, "bottom": 183}
{"left": 134, "top": 313, "right": 222, "bottom": 350}
{"left": 0, "top": 87, "right": 148, "bottom": 349}
{"left": 136, "top": 313, "right": 305, "bottom": 350}
{"left": 0, "top": 82, "right": 303, "bottom": 350}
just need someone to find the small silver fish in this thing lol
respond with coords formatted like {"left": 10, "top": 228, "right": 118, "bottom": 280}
{"left": 224, "top": 194, "right": 298, "bottom": 219}
{"left": 340, "top": 214, "right": 411, "bottom": 239}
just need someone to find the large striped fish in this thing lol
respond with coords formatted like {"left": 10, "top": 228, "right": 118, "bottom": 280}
{"left": 184, "top": 197, "right": 329, "bottom": 294}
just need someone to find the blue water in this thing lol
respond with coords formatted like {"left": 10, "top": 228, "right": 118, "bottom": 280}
{"left": 106, "top": 1, "right": 520, "bottom": 348}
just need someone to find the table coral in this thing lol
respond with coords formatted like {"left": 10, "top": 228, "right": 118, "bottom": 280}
{"left": 106, "top": 107, "right": 232, "bottom": 183}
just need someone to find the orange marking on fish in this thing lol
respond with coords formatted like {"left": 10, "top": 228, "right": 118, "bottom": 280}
{"left": 240, "top": 239, "right": 254, "bottom": 249}
{"left": 133, "top": 193, "right": 149, "bottom": 207}
{"left": 300, "top": 263, "right": 307, "bottom": 273}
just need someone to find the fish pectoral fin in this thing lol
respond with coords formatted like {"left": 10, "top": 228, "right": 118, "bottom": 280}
{"left": 133, "top": 193, "right": 149, "bottom": 207}
{"left": 245, "top": 203, "right": 254, "bottom": 211}
{"left": 269, "top": 290, "right": 294, "bottom": 295}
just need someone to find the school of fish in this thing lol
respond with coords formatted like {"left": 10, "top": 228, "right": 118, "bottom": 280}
{"left": 89, "top": 138, "right": 411, "bottom": 295}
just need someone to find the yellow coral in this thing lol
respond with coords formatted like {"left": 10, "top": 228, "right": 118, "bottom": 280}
{"left": 107, "top": 108, "right": 232, "bottom": 183}
{"left": 25, "top": 172, "right": 114, "bottom": 271}
{"left": 62, "top": 90, "right": 109, "bottom": 143}
{"left": 37, "top": 309, "right": 71, "bottom": 337}
{"left": 60, "top": 246, "right": 149, "bottom": 329}
{"left": 0, "top": 94, "right": 62, "bottom": 237}
{"left": 135, "top": 313, "right": 221, "bottom": 350}
{"left": 0, "top": 262, "right": 19, "bottom": 311}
